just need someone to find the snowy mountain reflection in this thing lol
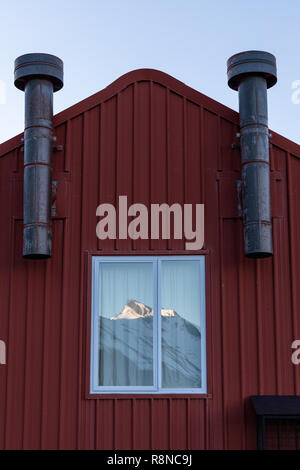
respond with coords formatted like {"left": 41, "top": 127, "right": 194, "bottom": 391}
{"left": 98, "top": 300, "right": 201, "bottom": 388}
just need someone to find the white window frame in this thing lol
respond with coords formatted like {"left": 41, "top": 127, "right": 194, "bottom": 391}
{"left": 90, "top": 255, "right": 207, "bottom": 394}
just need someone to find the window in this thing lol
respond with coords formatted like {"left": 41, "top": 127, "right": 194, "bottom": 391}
{"left": 90, "top": 256, "right": 206, "bottom": 394}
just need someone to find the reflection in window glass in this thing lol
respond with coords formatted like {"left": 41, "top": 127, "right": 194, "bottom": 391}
{"left": 91, "top": 256, "right": 206, "bottom": 394}
{"left": 161, "top": 260, "right": 202, "bottom": 388}
{"left": 97, "top": 262, "right": 154, "bottom": 386}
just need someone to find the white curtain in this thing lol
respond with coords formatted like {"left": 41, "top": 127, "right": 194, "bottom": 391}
{"left": 98, "top": 262, "right": 154, "bottom": 386}
{"left": 161, "top": 260, "right": 202, "bottom": 388}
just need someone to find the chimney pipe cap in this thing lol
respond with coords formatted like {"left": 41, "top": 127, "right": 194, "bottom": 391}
{"left": 227, "top": 50, "right": 277, "bottom": 91}
{"left": 14, "top": 53, "right": 63, "bottom": 92}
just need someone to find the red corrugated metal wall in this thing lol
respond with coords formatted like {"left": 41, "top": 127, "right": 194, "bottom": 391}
{"left": 0, "top": 69, "right": 300, "bottom": 449}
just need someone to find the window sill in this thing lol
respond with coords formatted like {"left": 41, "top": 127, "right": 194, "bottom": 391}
{"left": 86, "top": 393, "right": 212, "bottom": 400}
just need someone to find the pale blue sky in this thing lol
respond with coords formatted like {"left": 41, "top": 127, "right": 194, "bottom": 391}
{"left": 1, "top": 0, "right": 300, "bottom": 144}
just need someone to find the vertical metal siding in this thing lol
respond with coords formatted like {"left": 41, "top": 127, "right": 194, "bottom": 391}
{"left": 0, "top": 69, "right": 300, "bottom": 449}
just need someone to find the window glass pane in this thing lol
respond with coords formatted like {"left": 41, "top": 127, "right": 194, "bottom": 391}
{"left": 161, "top": 260, "right": 202, "bottom": 388}
{"left": 97, "top": 261, "right": 154, "bottom": 387}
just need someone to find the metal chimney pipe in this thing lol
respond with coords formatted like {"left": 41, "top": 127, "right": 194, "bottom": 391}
{"left": 227, "top": 51, "right": 277, "bottom": 258}
{"left": 14, "top": 53, "right": 63, "bottom": 259}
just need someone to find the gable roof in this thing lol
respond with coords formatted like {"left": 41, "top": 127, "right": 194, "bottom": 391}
{"left": 0, "top": 68, "right": 299, "bottom": 159}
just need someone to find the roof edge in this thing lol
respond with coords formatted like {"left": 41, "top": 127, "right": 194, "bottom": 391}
{"left": 0, "top": 68, "right": 300, "bottom": 158}
{"left": 51, "top": 68, "right": 240, "bottom": 127}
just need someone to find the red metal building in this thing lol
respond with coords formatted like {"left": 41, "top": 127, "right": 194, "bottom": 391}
{"left": 0, "top": 68, "right": 300, "bottom": 449}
